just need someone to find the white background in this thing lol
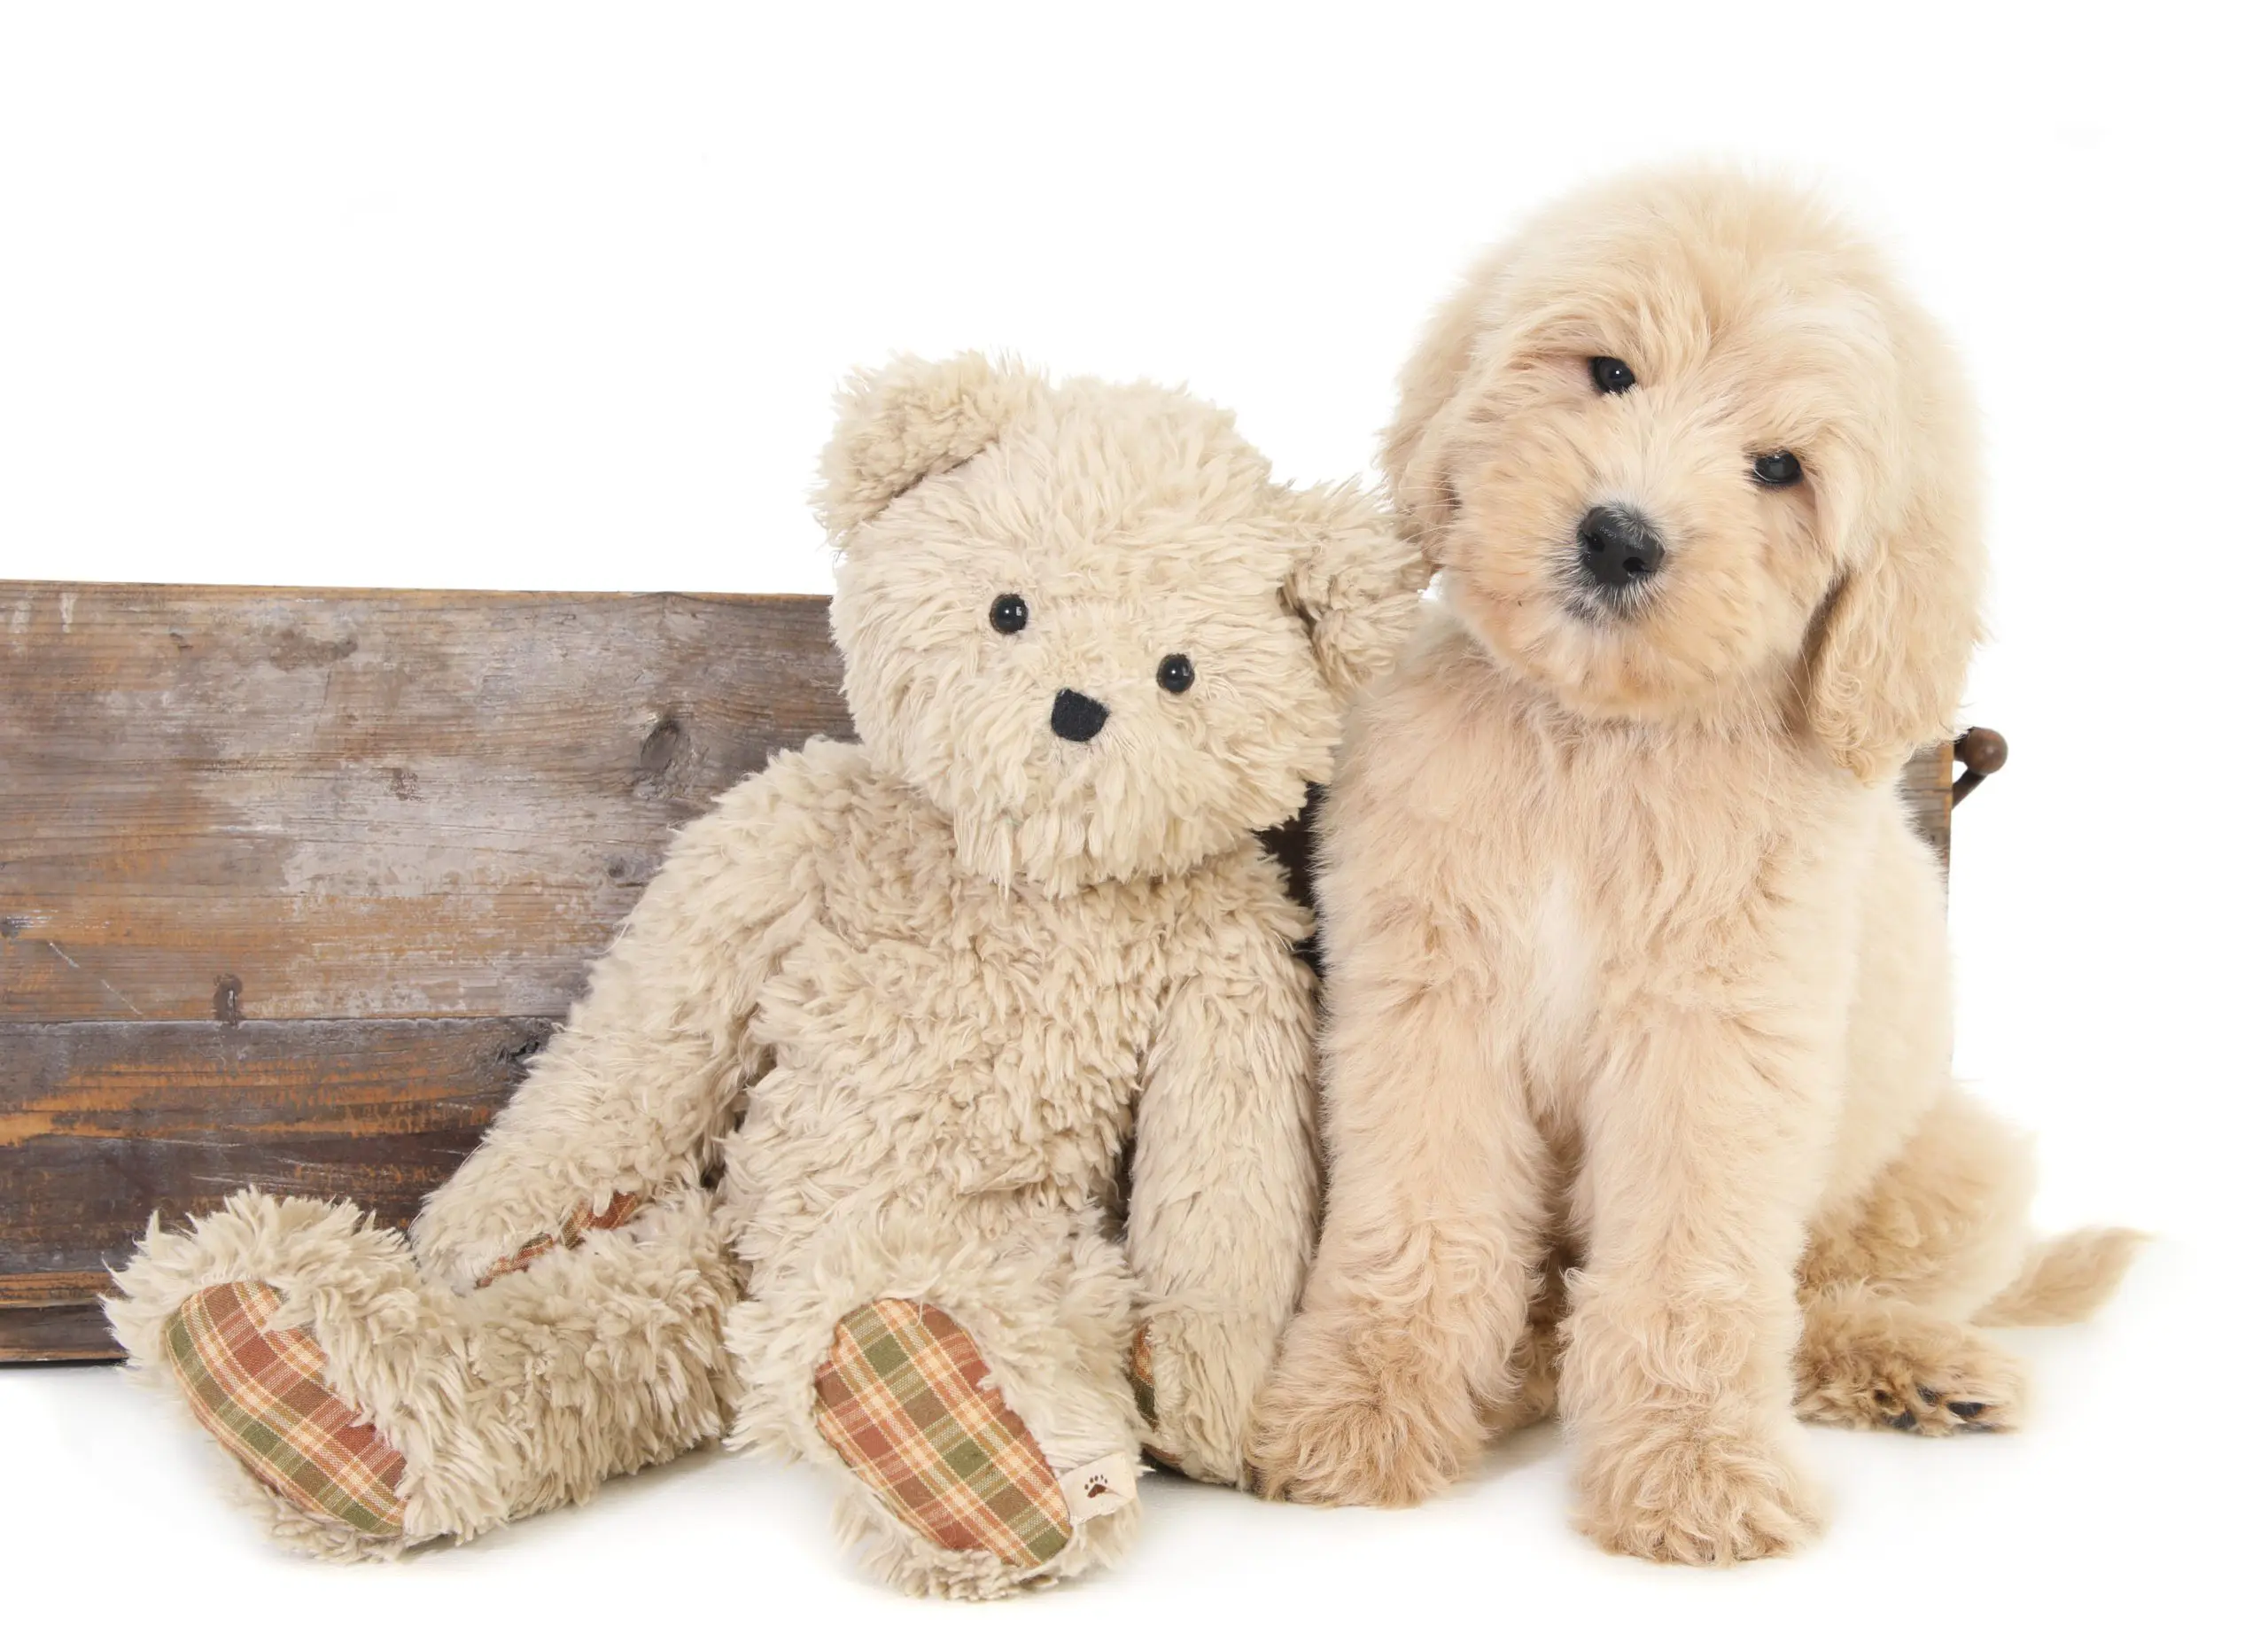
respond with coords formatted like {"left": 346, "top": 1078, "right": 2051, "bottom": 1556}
{"left": 3, "top": 2, "right": 2262, "bottom": 1625}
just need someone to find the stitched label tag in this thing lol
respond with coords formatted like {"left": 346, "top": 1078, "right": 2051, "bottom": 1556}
{"left": 1059, "top": 1451, "right": 1139, "bottom": 1523}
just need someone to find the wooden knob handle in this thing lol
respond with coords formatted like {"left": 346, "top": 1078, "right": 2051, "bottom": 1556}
{"left": 1955, "top": 728, "right": 2008, "bottom": 775}
{"left": 1951, "top": 727, "right": 2008, "bottom": 805}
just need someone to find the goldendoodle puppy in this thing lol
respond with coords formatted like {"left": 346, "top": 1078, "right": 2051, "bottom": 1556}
{"left": 1249, "top": 168, "right": 2140, "bottom": 1564}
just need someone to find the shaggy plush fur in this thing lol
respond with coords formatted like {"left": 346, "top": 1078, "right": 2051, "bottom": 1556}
{"left": 109, "top": 357, "right": 1426, "bottom": 1597}
{"left": 1247, "top": 169, "right": 2141, "bottom": 1564}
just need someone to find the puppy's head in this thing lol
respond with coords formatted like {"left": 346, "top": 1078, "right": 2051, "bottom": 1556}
{"left": 1386, "top": 168, "right": 1984, "bottom": 782}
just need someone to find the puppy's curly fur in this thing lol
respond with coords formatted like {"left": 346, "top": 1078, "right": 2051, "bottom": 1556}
{"left": 1249, "top": 169, "right": 2140, "bottom": 1563}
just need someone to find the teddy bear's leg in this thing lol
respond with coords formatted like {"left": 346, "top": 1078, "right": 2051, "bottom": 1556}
{"left": 727, "top": 1219, "right": 1144, "bottom": 1599}
{"left": 437, "top": 1185, "right": 743, "bottom": 1524}
{"left": 107, "top": 1186, "right": 739, "bottom": 1557}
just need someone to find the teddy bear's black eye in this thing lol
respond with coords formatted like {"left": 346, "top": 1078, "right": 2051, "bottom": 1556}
{"left": 989, "top": 594, "right": 1029, "bottom": 634}
{"left": 1589, "top": 356, "right": 1636, "bottom": 395}
{"left": 1751, "top": 452, "right": 1803, "bottom": 487}
{"left": 1156, "top": 654, "right": 1194, "bottom": 694}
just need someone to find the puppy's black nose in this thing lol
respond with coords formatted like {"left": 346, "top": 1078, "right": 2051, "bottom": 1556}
{"left": 1576, "top": 505, "right": 1664, "bottom": 590}
{"left": 1050, "top": 689, "right": 1109, "bottom": 743}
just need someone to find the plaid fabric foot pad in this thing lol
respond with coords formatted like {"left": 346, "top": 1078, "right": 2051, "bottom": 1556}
{"left": 475, "top": 1190, "right": 643, "bottom": 1288}
{"left": 814, "top": 1299, "right": 1074, "bottom": 1569}
{"left": 1130, "top": 1325, "right": 1158, "bottom": 1428}
{"left": 1128, "top": 1324, "right": 1181, "bottom": 1472}
{"left": 160, "top": 1280, "right": 408, "bottom": 1537}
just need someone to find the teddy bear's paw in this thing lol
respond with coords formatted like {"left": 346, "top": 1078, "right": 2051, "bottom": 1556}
{"left": 1576, "top": 1420, "right": 1821, "bottom": 1566}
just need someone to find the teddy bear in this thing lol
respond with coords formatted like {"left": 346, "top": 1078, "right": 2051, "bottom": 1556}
{"left": 106, "top": 354, "right": 1426, "bottom": 1598}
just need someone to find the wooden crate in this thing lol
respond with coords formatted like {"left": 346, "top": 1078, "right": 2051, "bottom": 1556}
{"left": 0, "top": 582, "right": 1970, "bottom": 1361}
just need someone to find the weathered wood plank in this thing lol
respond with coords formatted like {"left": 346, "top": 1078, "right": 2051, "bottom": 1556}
{"left": 1901, "top": 739, "right": 1954, "bottom": 869}
{"left": 0, "top": 585, "right": 851, "bottom": 1024}
{"left": 0, "top": 1016, "right": 549, "bottom": 1358}
{"left": 0, "top": 1303, "right": 117, "bottom": 1364}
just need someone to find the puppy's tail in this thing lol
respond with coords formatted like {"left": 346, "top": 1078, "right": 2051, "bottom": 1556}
{"left": 1975, "top": 1227, "right": 2148, "bottom": 1327}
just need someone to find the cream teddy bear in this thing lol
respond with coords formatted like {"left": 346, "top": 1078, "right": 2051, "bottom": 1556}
{"left": 108, "top": 355, "right": 1425, "bottom": 1598}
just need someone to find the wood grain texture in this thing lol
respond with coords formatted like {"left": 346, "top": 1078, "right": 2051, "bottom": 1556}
{"left": 0, "top": 582, "right": 1960, "bottom": 1360}
{"left": 0, "top": 584, "right": 850, "bottom": 1023}
{"left": 1, "top": 1015, "right": 550, "bottom": 1261}
{"left": 2, "top": 585, "right": 849, "bottom": 1359}
{"left": 0, "top": 1017, "right": 553, "bottom": 1360}
{"left": 0, "top": 1303, "right": 117, "bottom": 1364}
{"left": 1901, "top": 740, "right": 1955, "bottom": 869}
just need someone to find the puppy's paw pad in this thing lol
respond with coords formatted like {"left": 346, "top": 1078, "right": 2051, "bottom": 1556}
{"left": 1861, "top": 1374, "right": 2014, "bottom": 1434}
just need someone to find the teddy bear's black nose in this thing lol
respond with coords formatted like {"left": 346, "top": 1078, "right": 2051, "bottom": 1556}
{"left": 1050, "top": 689, "right": 1109, "bottom": 743}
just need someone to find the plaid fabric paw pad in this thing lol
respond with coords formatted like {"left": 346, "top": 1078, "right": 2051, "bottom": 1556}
{"left": 814, "top": 1299, "right": 1074, "bottom": 1569}
{"left": 160, "top": 1280, "right": 407, "bottom": 1537}
{"left": 1130, "top": 1324, "right": 1158, "bottom": 1428}
{"left": 1129, "top": 1323, "right": 1181, "bottom": 1473}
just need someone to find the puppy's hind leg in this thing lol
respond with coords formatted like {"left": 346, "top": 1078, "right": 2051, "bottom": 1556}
{"left": 1484, "top": 1254, "right": 1568, "bottom": 1437}
{"left": 1796, "top": 1089, "right": 2141, "bottom": 1436}
{"left": 1802, "top": 1088, "right": 2036, "bottom": 1318}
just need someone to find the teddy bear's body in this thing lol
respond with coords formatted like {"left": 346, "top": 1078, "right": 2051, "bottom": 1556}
{"left": 395, "top": 736, "right": 1317, "bottom": 1594}
{"left": 108, "top": 357, "right": 1424, "bottom": 1597}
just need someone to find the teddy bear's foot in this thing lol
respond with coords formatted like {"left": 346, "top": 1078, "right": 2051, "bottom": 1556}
{"left": 160, "top": 1279, "right": 412, "bottom": 1554}
{"left": 105, "top": 1194, "right": 436, "bottom": 1557}
{"left": 814, "top": 1298, "right": 1138, "bottom": 1598}
{"left": 114, "top": 1187, "right": 744, "bottom": 1558}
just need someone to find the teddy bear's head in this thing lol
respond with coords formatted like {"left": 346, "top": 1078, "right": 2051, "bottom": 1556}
{"left": 816, "top": 354, "right": 1425, "bottom": 895}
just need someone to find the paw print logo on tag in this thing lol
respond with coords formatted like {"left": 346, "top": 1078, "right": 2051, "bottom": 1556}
{"left": 1060, "top": 1452, "right": 1138, "bottom": 1523}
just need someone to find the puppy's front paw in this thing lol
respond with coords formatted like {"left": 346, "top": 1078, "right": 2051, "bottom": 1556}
{"left": 1247, "top": 1318, "right": 1479, "bottom": 1507}
{"left": 1577, "top": 1426, "right": 1821, "bottom": 1566}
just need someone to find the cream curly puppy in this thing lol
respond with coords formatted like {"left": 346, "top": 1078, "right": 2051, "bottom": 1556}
{"left": 1250, "top": 169, "right": 2140, "bottom": 1563}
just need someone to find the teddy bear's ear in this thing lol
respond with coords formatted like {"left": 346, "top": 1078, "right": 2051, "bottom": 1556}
{"left": 1273, "top": 481, "right": 1430, "bottom": 703}
{"left": 813, "top": 353, "right": 1041, "bottom": 542}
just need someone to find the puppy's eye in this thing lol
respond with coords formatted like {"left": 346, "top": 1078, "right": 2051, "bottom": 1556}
{"left": 989, "top": 594, "right": 1029, "bottom": 634}
{"left": 1156, "top": 653, "right": 1195, "bottom": 694}
{"left": 1751, "top": 452, "right": 1803, "bottom": 487}
{"left": 1588, "top": 356, "right": 1636, "bottom": 395}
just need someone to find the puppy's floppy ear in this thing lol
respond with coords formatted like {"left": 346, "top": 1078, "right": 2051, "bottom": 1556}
{"left": 1806, "top": 367, "right": 1986, "bottom": 784}
{"left": 814, "top": 353, "right": 1040, "bottom": 542}
{"left": 1274, "top": 480, "right": 1430, "bottom": 702}
{"left": 1380, "top": 244, "right": 1511, "bottom": 559}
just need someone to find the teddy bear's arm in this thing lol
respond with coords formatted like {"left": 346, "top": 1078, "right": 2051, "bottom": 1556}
{"left": 412, "top": 765, "right": 819, "bottom": 1289}
{"left": 1124, "top": 882, "right": 1320, "bottom": 1485}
